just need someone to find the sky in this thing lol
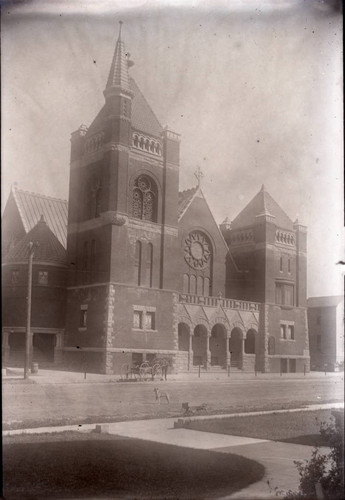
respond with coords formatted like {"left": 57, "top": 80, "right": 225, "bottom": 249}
{"left": 1, "top": 0, "right": 343, "bottom": 297}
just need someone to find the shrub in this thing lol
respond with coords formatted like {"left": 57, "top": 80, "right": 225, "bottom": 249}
{"left": 283, "top": 411, "right": 344, "bottom": 500}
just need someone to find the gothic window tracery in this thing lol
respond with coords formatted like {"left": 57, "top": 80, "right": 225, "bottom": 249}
{"left": 132, "top": 175, "right": 158, "bottom": 222}
{"left": 183, "top": 231, "right": 212, "bottom": 296}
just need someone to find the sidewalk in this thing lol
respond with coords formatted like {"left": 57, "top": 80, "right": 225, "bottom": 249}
{"left": 3, "top": 366, "right": 343, "bottom": 384}
{"left": 4, "top": 403, "right": 343, "bottom": 499}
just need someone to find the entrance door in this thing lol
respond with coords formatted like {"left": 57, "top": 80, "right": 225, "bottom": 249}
{"left": 33, "top": 333, "right": 55, "bottom": 364}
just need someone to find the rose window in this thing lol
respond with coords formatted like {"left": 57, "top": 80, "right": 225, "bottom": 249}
{"left": 184, "top": 231, "right": 211, "bottom": 270}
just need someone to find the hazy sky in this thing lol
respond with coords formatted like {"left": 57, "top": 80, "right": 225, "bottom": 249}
{"left": 2, "top": 0, "right": 343, "bottom": 297}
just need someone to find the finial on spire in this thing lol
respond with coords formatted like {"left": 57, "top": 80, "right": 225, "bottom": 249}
{"left": 261, "top": 184, "right": 265, "bottom": 192}
{"left": 194, "top": 166, "right": 204, "bottom": 187}
{"left": 118, "top": 20, "right": 123, "bottom": 41}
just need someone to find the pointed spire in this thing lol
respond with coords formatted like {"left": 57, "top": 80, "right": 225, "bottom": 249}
{"left": 260, "top": 184, "right": 265, "bottom": 192}
{"left": 104, "top": 21, "right": 132, "bottom": 96}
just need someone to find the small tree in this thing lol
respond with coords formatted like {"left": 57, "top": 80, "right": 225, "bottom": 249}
{"left": 284, "top": 411, "right": 344, "bottom": 500}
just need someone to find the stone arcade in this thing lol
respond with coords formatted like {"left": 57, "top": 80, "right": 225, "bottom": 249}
{"left": 2, "top": 25, "right": 310, "bottom": 374}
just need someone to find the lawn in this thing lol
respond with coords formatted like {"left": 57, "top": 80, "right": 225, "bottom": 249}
{"left": 3, "top": 431, "right": 265, "bottom": 499}
{"left": 180, "top": 409, "right": 334, "bottom": 446}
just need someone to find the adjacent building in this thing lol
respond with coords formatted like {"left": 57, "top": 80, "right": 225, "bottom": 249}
{"left": 308, "top": 296, "right": 344, "bottom": 371}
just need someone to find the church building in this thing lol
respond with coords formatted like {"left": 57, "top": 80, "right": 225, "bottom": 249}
{"left": 2, "top": 24, "right": 310, "bottom": 375}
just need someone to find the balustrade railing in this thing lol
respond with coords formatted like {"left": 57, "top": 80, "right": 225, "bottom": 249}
{"left": 178, "top": 293, "right": 259, "bottom": 312}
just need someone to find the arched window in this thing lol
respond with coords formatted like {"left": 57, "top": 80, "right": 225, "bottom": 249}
{"left": 133, "top": 188, "right": 143, "bottom": 219}
{"left": 189, "top": 275, "right": 196, "bottom": 294}
{"left": 204, "top": 277, "right": 210, "bottom": 296}
{"left": 145, "top": 243, "right": 153, "bottom": 288}
{"left": 183, "top": 274, "right": 189, "bottom": 293}
{"left": 134, "top": 241, "right": 142, "bottom": 285}
{"left": 197, "top": 276, "right": 204, "bottom": 296}
{"left": 132, "top": 175, "right": 158, "bottom": 222}
{"left": 86, "top": 176, "right": 101, "bottom": 220}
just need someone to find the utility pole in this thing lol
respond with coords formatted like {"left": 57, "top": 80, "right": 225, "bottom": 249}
{"left": 24, "top": 241, "right": 38, "bottom": 379}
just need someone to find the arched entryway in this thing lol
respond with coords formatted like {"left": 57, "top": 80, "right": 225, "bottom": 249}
{"left": 192, "top": 324, "right": 208, "bottom": 367}
{"left": 210, "top": 323, "right": 227, "bottom": 367}
{"left": 245, "top": 329, "right": 256, "bottom": 354}
{"left": 229, "top": 327, "right": 244, "bottom": 369}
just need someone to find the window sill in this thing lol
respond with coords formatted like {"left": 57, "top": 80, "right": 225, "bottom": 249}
{"left": 278, "top": 305, "right": 294, "bottom": 310}
{"left": 280, "top": 338, "right": 295, "bottom": 342}
{"left": 132, "top": 328, "right": 157, "bottom": 333}
{"left": 78, "top": 327, "right": 87, "bottom": 332}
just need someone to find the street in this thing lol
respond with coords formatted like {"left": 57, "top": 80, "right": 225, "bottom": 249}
{"left": 3, "top": 372, "right": 343, "bottom": 429}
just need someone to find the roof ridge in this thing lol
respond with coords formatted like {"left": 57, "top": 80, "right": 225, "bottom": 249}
{"left": 13, "top": 187, "right": 68, "bottom": 204}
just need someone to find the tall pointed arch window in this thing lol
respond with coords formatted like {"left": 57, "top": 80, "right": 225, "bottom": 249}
{"left": 145, "top": 243, "right": 153, "bottom": 288}
{"left": 132, "top": 175, "right": 158, "bottom": 222}
{"left": 86, "top": 176, "right": 102, "bottom": 220}
{"left": 134, "top": 241, "right": 142, "bottom": 285}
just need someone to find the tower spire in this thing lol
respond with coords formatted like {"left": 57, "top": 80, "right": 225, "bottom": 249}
{"left": 104, "top": 21, "right": 132, "bottom": 97}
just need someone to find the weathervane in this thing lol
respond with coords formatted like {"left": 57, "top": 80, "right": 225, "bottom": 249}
{"left": 194, "top": 166, "right": 204, "bottom": 187}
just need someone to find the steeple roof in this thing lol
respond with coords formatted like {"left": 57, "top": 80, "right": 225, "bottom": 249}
{"left": 231, "top": 185, "right": 294, "bottom": 230}
{"left": 105, "top": 21, "right": 132, "bottom": 95}
{"left": 4, "top": 215, "right": 67, "bottom": 265}
{"left": 130, "top": 78, "right": 163, "bottom": 138}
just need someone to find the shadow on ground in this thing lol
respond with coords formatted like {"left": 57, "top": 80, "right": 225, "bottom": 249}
{"left": 3, "top": 432, "right": 264, "bottom": 499}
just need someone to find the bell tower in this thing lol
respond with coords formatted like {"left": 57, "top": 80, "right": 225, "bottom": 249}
{"left": 65, "top": 22, "right": 180, "bottom": 374}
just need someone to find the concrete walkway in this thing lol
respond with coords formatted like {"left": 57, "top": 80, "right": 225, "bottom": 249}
{"left": 4, "top": 403, "right": 343, "bottom": 500}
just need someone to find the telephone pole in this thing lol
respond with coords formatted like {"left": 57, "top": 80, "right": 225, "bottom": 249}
{"left": 24, "top": 241, "right": 38, "bottom": 379}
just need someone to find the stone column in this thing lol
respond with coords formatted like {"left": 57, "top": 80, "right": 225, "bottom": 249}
{"left": 188, "top": 333, "right": 193, "bottom": 371}
{"left": 240, "top": 337, "right": 245, "bottom": 369}
{"left": 2, "top": 330, "right": 10, "bottom": 364}
{"left": 205, "top": 333, "right": 211, "bottom": 370}
{"left": 226, "top": 336, "right": 231, "bottom": 368}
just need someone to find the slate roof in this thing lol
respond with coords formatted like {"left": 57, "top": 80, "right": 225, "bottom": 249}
{"left": 12, "top": 187, "right": 68, "bottom": 247}
{"left": 307, "top": 296, "right": 344, "bottom": 308}
{"left": 178, "top": 186, "right": 199, "bottom": 220}
{"left": 130, "top": 78, "right": 163, "bottom": 138}
{"left": 231, "top": 185, "right": 294, "bottom": 230}
{"left": 5, "top": 215, "right": 67, "bottom": 265}
{"left": 87, "top": 77, "right": 163, "bottom": 139}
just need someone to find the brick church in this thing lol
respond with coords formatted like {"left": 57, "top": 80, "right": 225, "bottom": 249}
{"left": 2, "top": 24, "right": 310, "bottom": 375}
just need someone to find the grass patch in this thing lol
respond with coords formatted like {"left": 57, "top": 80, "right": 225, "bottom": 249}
{"left": 3, "top": 431, "right": 264, "bottom": 499}
{"left": 180, "top": 409, "right": 334, "bottom": 446}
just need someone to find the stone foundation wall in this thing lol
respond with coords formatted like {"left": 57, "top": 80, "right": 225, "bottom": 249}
{"left": 242, "top": 354, "right": 256, "bottom": 371}
{"left": 172, "top": 351, "right": 189, "bottom": 372}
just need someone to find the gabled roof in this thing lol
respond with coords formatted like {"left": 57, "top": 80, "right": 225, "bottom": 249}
{"left": 178, "top": 186, "right": 199, "bottom": 220}
{"left": 130, "top": 78, "right": 163, "bottom": 138}
{"left": 11, "top": 187, "right": 68, "bottom": 248}
{"left": 307, "top": 296, "right": 344, "bottom": 308}
{"left": 231, "top": 185, "right": 294, "bottom": 230}
{"left": 5, "top": 215, "right": 66, "bottom": 265}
